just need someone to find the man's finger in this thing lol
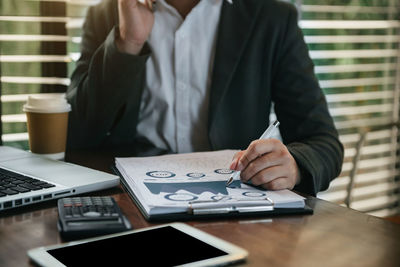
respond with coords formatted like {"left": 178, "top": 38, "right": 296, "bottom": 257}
{"left": 240, "top": 152, "right": 282, "bottom": 182}
{"left": 135, "top": 0, "right": 154, "bottom": 11}
{"left": 230, "top": 150, "right": 244, "bottom": 170}
{"left": 145, "top": 0, "right": 156, "bottom": 11}
{"left": 261, "top": 177, "right": 293, "bottom": 191}
{"left": 244, "top": 165, "right": 283, "bottom": 185}
{"left": 237, "top": 139, "right": 279, "bottom": 171}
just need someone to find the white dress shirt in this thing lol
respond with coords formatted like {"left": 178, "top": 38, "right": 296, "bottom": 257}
{"left": 135, "top": 0, "right": 223, "bottom": 153}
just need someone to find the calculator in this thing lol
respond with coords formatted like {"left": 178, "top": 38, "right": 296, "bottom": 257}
{"left": 57, "top": 196, "right": 132, "bottom": 241}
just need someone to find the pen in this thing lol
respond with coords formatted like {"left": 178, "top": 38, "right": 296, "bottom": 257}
{"left": 226, "top": 120, "right": 280, "bottom": 187}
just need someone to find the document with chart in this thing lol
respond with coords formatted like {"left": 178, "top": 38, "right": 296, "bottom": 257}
{"left": 115, "top": 150, "right": 308, "bottom": 220}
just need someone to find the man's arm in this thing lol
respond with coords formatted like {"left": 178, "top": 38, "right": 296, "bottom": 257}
{"left": 272, "top": 4, "right": 344, "bottom": 195}
{"left": 230, "top": 3, "right": 343, "bottom": 196}
{"left": 66, "top": 0, "right": 153, "bottom": 149}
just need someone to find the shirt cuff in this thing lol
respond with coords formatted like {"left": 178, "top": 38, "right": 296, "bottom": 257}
{"left": 287, "top": 142, "right": 317, "bottom": 196}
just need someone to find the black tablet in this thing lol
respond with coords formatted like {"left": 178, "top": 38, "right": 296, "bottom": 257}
{"left": 28, "top": 223, "right": 248, "bottom": 267}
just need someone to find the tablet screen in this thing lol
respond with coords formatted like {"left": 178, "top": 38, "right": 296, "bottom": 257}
{"left": 48, "top": 226, "right": 228, "bottom": 266}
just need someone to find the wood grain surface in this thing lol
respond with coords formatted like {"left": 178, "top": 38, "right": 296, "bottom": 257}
{"left": 1, "top": 150, "right": 399, "bottom": 267}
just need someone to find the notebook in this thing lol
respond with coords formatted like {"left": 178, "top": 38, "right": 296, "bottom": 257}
{"left": 0, "top": 146, "right": 119, "bottom": 211}
{"left": 115, "top": 150, "right": 312, "bottom": 221}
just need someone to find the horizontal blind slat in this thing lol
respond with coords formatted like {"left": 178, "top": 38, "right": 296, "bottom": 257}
{"left": 299, "top": 20, "right": 400, "bottom": 29}
{"left": 310, "top": 49, "right": 399, "bottom": 59}
{"left": 351, "top": 195, "right": 399, "bottom": 212}
{"left": 340, "top": 130, "right": 399, "bottom": 145}
{"left": 0, "top": 16, "right": 69, "bottom": 22}
{"left": 2, "top": 114, "right": 26, "bottom": 123}
{"left": 334, "top": 117, "right": 393, "bottom": 130}
{"left": 345, "top": 143, "right": 399, "bottom": 158}
{"left": 301, "top": 5, "right": 399, "bottom": 13}
{"left": 355, "top": 169, "right": 399, "bottom": 184}
{"left": 330, "top": 103, "right": 393, "bottom": 116}
{"left": 1, "top": 94, "right": 37, "bottom": 102}
{"left": 0, "top": 76, "right": 70, "bottom": 85}
{"left": 24, "top": 0, "right": 101, "bottom": 5}
{"left": 326, "top": 91, "right": 394, "bottom": 103}
{"left": 320, "top": 77, "right": 396, "bottom": 88}
{"left": 315, "top": 63, "right": 398, "bottom": 74}
{"left": 327, "top": 169, "right": 399, "bottom": 190}
{"left": 2, "top": 133, "right": 29, "bottom": 142}
{"left": 0, "top": 34, "right": 70, "bottom": 42}
{"left": 304, "top": 35, "right": 400, "bottom": 43}
{"left": 352, "top": 183, "right": 398, "bottom": 198}
{"left": 341, "top": 156, "right": 397, "bottom": 172}
{"left": 0, "top": 55, "right": 71, "bottom": 62}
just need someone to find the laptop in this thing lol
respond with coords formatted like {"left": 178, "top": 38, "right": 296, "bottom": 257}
{"left": 0, "top": 146, "right": 119, "bottom": 211}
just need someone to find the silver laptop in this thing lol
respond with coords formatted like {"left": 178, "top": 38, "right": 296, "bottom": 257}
{"left": 0, "top": 146, "right": 119, "bottom": 211}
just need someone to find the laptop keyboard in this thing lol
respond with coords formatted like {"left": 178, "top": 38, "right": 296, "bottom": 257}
{"left": 0, "top": 167, "right": 55, "bottom": 197}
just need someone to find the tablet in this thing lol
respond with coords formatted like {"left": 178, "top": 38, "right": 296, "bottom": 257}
{"left": 28, "top": 223, "right": 248, "bottom": 267}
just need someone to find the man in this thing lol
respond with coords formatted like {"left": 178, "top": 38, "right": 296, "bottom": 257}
{"left": 67, "top": 0, "right": 344, "bottom": 196}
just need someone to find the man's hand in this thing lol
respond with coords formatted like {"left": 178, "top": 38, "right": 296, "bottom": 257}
{"left": 116, "top": 0, "right": 155, "bottom": 55}
{"left": 230, "top": 139, "right": 301, "bottom": 190}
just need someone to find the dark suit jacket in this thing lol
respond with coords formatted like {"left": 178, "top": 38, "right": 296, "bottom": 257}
{"left": 66, "top": 0, "right": 344, "bottom": 196}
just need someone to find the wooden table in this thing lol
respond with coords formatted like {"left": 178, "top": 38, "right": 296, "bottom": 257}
{"left": 1, "top": 150, "right": 400, "bottom": 267}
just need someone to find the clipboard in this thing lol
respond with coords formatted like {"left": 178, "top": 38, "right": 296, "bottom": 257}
{"left": 113, "top": 166, "right": 313, "bottom": 222}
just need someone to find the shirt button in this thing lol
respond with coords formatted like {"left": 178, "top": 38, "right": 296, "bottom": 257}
{"left": 177, "top": 32, "right": 185, "bottom": 40}
{"left": 178, "top": 81, "right": 186, "bottom": 90}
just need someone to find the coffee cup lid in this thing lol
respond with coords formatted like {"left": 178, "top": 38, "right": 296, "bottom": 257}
{"left": 23, "top": 93, "right": 71, "bottom": 113}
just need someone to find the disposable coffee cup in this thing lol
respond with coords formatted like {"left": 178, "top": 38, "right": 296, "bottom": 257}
{"left": 23, "top": 94, "right": 71, "bottom": 160}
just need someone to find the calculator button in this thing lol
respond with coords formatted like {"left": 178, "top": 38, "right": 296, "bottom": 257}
{"left": 103, "top": 199, "right": 113, "bottom": 206}
{"left": 63, "top": 198, "right": 72, "bottom": 204}
{"left": 83, "top": 211, "right": 101, "bottom": 217}
{"left": 72, "top": 207, "right": 81, "bottom": 217}
{"left": 64, "top": 207, "right": 72, "bottom": 217}
{"left": 83, "top": 198, "right": 93, "bottom": 205}
{"left": 103, "top": 209, "right": 111, "bottom": 216}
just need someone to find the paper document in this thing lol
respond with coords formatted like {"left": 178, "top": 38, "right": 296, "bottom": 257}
{"left": 115, "top": 150, "right": 305, "bottom": 216}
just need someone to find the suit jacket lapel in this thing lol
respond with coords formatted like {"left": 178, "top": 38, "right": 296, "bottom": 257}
{"left": 208, "top": 0, "right": 262, "bottom": 128}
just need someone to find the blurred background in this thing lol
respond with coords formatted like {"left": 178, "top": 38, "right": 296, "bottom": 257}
{"left": 0, "top": 0, "right": 399, "bottom": 217}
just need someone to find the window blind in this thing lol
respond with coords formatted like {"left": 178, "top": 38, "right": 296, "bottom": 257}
{"left": 1, "top": 0, "right": 399, "bottom": 216}
{"left": 293, "top": 0, "right": 400, "bottom": 217}
{"left": 0, "top": 0, "right": 97, "bottom": 148}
